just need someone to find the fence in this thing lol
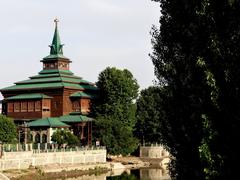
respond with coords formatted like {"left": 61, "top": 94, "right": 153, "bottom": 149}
{"left": 2, "top": 143, "right": 105, "bottom": 153}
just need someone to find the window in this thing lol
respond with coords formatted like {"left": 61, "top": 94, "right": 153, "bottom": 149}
{"left": 7, "top": 102, "right": 14, "bottom": 112}
{"left": 28, "top": 101, "right": 34, "bottom": 112}
{"left": 29, "top": 134, "right": 33, "bottom": 142}
{"left": 21, "top": 102, "right": 27, "bottom": 112}
{"left": 81, "top": 99, "right": 90, "bottom": 113}
{"left": 72, "top": 100, "right": 80, "bottom": 112}
{"left": 35, "top": 101, "right": 41, "bottom": 111}
{"left": 42, "top": 134, "right": 47, "bottom": 143}
{"left": 14, "top": 102, "right": 20, "bottom": 112}
{"left": 35, "top": 134, "right": 40, "bottom": 143}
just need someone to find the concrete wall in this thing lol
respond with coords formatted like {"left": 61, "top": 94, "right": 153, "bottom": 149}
{"left": 140, "top": 145, "right": 169, "bottom": 159}
{"left": 0, "top": 149, "right": 106, "bottom": 170}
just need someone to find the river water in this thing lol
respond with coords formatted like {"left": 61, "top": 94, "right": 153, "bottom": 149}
{"left": 66, "top": 168, "right": 170, "bottom": 180}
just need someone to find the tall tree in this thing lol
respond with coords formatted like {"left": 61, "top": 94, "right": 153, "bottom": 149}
{"left": 151, "top": 1, "right": 209, "bottom": 179}
{"left": 135, "top": 86, "right": 164, "bottom": 144}
{"left": 151, "top": 0, "right": 240, "bottom": 179}
{"left": 92, "top": 67, "right": 139, "bottom": 155}
{"left": 0, "top": 115, "right": 17, "bottom": 143}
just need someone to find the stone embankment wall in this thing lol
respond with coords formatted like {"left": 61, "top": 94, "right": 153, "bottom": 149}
{"left": 0, "top": 149, "right": 106, "bottom": 170}
{"left": 140, "top": 145, "right": 169, "bottom": 158}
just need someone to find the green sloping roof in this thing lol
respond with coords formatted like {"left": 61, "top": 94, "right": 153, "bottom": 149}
{"left": 0, "top": 19, "right": 97, "bottom": 94}
{"left": 16, "top": 77, "right": 91, "bottom": 85}
{"left": 30, "top": 73, "right": 82, "bottom": 80}
{"left": 28, "top": 117, "right": 69, "bottom": 128}
{"left": 80, "top": 84, "right": 98, "bottom": 90}
{"left": 70, "top": 91, "right": 95, "bottom": 99}
{"left": 43, "top": 54, "right": 69, "bottom": 60}
{"left": 1, "top": 81, "right": 97, "bottom": 91}
{"left": 59, "top": 115, "right": 93, "bottom": 123}
{"left": 39, "top": 69, "right": 73, "bottom": 75}
{"left": 6, "top": 93, "right": 52, "bottom": 100}
{"left": 1, "top": 82, "right": 66, "bottom": 91}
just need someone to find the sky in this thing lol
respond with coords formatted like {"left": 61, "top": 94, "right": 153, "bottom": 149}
{"left": 0, "top": 0, "right": 160, "bottom": 99}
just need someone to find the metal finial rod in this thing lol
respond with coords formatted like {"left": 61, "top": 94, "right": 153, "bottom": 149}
{"left": 54, "top": 18, "right": 59, "bottom": 26}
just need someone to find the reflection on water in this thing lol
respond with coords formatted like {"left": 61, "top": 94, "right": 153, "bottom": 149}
{"left": 66, "top": 168, "right": 170, "bottom": 180}
{"left": 107, "top": 168, "right": 170, "bottom": 180}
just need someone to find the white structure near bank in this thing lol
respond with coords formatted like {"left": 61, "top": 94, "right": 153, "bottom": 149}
{"left": 0, "top": 149, "right": 106, "bottom": 170}
{"left": 140, "top": 144, "right": 169, "bottom": 159}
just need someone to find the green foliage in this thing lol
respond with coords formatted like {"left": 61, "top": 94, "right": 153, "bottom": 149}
{"left": 0, "top": 115, "right": 17, "bottom": 143}
{"left": 93, "top": 67, "right": 139, "bottom": 155}
{"left": 51, "top": 129, "right": 79, "bottom": 147}
{"left": 135, "top": 86, "right": 164, "bottom": 144}
{"left": 151, "top": 0, "right": 240, "bottom": 179}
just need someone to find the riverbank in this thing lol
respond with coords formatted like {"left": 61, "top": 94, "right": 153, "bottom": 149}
{"left": 108, "top": 155, "right": 170, "bottom": 169}
{"left": 1, "top": 156, "right": 169, "bottom": 179}
{"left": 2, "top": 164, "right": 109, "bottom": 180}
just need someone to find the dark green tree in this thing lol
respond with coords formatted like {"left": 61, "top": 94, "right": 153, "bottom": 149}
{"left": 151, "top": 0, "right": 215, "bottom": 179}
{"left": 134, "top": 86, "right": 164, "bottom": 144}
{"left": 93, "top": 67, "right": 139, "bottom": 155}
{"left": 0, "top": 115, "right": 17, "bottom": 143}
{"left": 151, "top": 0, "right": 240, "bottom": 179}
{"left": 51, "top": 129, "right": 79, "bottom": 147}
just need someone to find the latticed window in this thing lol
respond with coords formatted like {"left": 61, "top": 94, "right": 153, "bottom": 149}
{"left": 7, "top": 102, "right": 14, "bottom": 112}
{"left": 21, "top": 102, "right": 27, "bottom": 112}
{"left": 28, "top": 101, "right": 34, "bottom": 112}
{"left": 14, "top": 102, "right": 20, "bottom": 112}
{"left": 35, "top": 101, "right": 41, "bottom": 111}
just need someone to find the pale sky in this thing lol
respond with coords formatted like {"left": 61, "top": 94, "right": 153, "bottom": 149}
{"left": 0, "top": 0, "right": 160, "bottom": 99}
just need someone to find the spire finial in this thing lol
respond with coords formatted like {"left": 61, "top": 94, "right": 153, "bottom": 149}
{"left": 48, "top": 18, "right": 64, "bottom": 55}
{"left": 54, "top": 18, "right": 59, "bottom": 27}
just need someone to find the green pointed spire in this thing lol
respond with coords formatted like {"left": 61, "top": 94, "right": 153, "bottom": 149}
{"left": 43, "top": 19, "right": 69, "bottom": 60}
{"left": 50, "top": 18, "right": 63, "bottom": 55}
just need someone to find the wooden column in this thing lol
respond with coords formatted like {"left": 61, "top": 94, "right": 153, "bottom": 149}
{"left": 88, "top": 121, "right": 92, "bottom": 147}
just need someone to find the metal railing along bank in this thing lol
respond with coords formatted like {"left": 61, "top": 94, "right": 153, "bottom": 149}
{"left": 1, "top": 143, "right": 105, "bottom": 153}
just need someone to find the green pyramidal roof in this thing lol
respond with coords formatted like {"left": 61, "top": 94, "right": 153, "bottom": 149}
{"left": 6, "top": 93, "right": 52, "bottom": 100}
{"left": 28, "top": 117, "right": 69, "bottom": 128}
{"left": 1, "top": 70, "right": 97, "bottom": 92}
{"left": 0, "top": 19, "right": 98, "bottom": 93}
{"left": 60, "top": 114, "right": 93, "bottom": 123}
{"left": 43, "top": 19, "right": 68, "bottom": 60}
{"left": 70, "top": 91, "right": 96, "bottom": 99}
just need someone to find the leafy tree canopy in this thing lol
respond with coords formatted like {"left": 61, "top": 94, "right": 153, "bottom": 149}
{"left": 51, "top": 129, "right": 79, "bottom": 147}
{"left": 151, "top": 0, "right": 240, "bottom": 179}
{"left": 135, "top": 86, "right": 164, "bottom": 144}
{"left": 0, "top": 115, "right": 17, "bottom": 143}
{"left": 93, "top": 67, "right": 139, "bottom": 155}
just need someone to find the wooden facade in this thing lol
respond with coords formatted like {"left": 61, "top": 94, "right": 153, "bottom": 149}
{"left": 0, "top": 20, "right": 97, "bottom": 146}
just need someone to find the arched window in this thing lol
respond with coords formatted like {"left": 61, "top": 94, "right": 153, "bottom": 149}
{"left": 29, "top": 134, "right": 33, "bottom": 142}
{"left": 35, "top": 133, "right": 40, "bottom": 143}
{"left": 42, "top": 134, "right": 47, "bottom": 143}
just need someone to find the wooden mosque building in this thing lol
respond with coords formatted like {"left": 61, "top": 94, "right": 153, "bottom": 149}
{"left": 0, "top": 19, "right": 97, "bottom": 146}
